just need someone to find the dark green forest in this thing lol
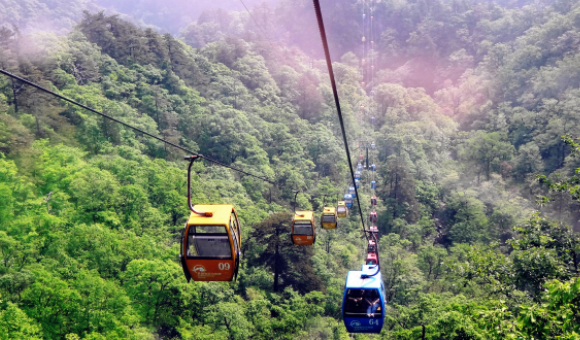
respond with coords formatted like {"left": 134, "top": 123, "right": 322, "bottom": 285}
{"left": 1, "top": 0, "right": 580, "bottom": 339}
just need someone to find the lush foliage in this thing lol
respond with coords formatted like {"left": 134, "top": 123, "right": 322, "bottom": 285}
{"left": 1, "top": 0, "right": 580, "bottom": 339}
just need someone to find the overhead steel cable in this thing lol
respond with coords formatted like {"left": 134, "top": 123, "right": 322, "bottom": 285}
{"left": 238, "top": 0, "right": 273, "bottom": 43}
{"left": 0, "top": 69, "right": 274, "bottom": 184}
{"left": 311, "top": 0, "right": 368, "bottom": 241}
{"left": 238, "top": 0, "right": 281, "bottom": 63}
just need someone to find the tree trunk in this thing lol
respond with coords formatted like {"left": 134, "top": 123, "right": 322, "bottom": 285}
{"left": 34, "top": 113, "right": 40, "bottom": 136}
{"left": 274, "top": 224, "right": 280, "bottom": 292}
{"left": 233, "top": 79, "right": 237, "bottom": 109}
{"left": 486, "top": 161, "right": 491, "bottom": 181}
{"left": 10, "top": 78, "right": 18, "bottom": 113}
{"left": 571, "top": 248, "right": 578, "bottom": 273}
{"left": 223, "top": 317, "right": 233, "bottom": 340}
{"left": 393, "top": 173, "right": 399, "bottom": 219}
{"left": 560, "top": 142, "right": 566, "bottom": 168}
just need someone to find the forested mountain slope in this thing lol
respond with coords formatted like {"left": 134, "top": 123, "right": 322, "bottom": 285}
{"left": 0, "top": 0, "right": 579, "bottom": 339}
{"left": 0, "top": 0, "right": 102, "bottom": 34}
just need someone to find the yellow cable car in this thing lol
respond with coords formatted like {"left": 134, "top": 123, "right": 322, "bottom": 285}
{"left": 337, "top": 201, "right": 348, "bottom": 218}
{"left": 179, "top": 155, "right": 241, "bottom": 282}
{"left": 321, "top": 207, "right": 337, "bottom": 229}
{"left": 292, "top": 211, "right": 316, "bottom": 245}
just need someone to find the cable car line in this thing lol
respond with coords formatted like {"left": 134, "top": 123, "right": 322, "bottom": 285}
{"left": 238, "top": 0, "right": 275, "bottom": 46}
{"left": 0, "top": 69, "right": 274, "bottom": 184}
{"left": 311, "top": 0, "right": 368, "bottom": 241}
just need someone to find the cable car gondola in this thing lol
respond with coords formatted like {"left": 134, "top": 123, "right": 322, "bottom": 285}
{"left": 344, "top": 194, "right": 353, "bottom": 208}
{"left": 342, "top": 265, "right": 386, "bottom": 333}
{"left": 370, "top": 164, "right": 376, "bottom": 172}
{"left": 370, "top": 211, "right": 377, "bottom": 223}
{"left": 357, "top": 163, "right": 363, "bottom": 172}
{"left": 366, "top": 252, "right": 378, "bottom": 265}
{"left": 355, "top": 171, "right": 361, "bottom": 180}
{"left": 370, "top": 142, "right": 376, "bottom": 150}
{"left": 371, "top": 196, "right": 377, "bottom": 206}
{"left": 366, "top": 240, "right": 378, "bottom": 265}
{"left": 337, "top": 201, "right": 348, "bottom": 218}
{"left": 348, "top": 186, "right": 356, "bottom": 198}
{"left": 369, "top": 225, "right": 378, "bottom": 238}
{"left": 371, "top": 180, "right": 376, "bottom": 189}
{"left": 180, "top": 156, "right": 241, "bottom": 282}
{"left": 321, "top": 207, "right": 338, "bottom": 229}
{"left": 355, "top": 179, "right": 360, "bottom": 189}
{"left": 292, "top": 211, "right": 316, "bottom": 245}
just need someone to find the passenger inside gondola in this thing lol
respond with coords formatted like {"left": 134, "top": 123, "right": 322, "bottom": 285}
{"left": 187, "top": 225, "right": 232, "bottom": 258}
{"left": 345, "top": 289, "right": 365, "bottom": 313}
{"left": 293, "top": 220, "right": 313, "bottom": 235}
{"left": 344, "top": 289, "right": 382, "bottom": 318}
{"left": 365, "top": 290, "right": 381, "bottom": 317}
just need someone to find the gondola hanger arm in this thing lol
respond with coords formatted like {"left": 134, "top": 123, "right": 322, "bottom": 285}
{"left": 185, "top": 155, "right": 213, "bottom": 217}
{"left": 293, "top": 190, "right": 305, "bottom": 217}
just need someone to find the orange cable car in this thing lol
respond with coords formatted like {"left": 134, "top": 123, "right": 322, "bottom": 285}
{"left": 291, "top": 192, "right": 316, "bottom": 245}
{"left": 321, "top": 206, "right": 338, "bottom": 229}
{"left": 337, "top": 201, "right": 348, "bottom": 218}
{"left": 292, "top": 211, "right": 316, "bottom": 245}
{"left": 180, "top": 155, "right": 241, "bottom": 282}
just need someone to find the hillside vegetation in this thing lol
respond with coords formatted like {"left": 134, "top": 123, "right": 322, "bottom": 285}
{"left": 0, "top": 0, "right": 580, "bottom": 339}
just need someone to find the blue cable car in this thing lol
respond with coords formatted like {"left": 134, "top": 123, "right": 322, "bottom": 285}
{"left": 370, "top": 142, "right": 376, "bottom": 150}
{"left": 371, "top": 116, "right": 376, "bottom": 124}
{"left": 343, "top": 194, "right": 353, "bottom": 208}
{"left": 370, "top": 164, "right": 376, "bottom": 172}
{"left": 371, "top": 181, "right": 376, "bottom": 189}
{"left": 355, "top": 171, "right": 361, "bottom": 180}
{"left": 355, "top": 179, "right": 360, "bottom": 189}
{"left": 348, "top": 186, "right": 356, "bottom": 198}
{"left": 342, "top": 265, "right": 386, "bottom": 333}
{"left": 357, "top": 163, "right": 363, "bottom": 172}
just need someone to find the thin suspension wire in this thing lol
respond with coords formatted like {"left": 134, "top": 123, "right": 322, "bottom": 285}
{"left": 364, "top": 0, "right": 368, "bottom": 90}
{"left": 370, "top": 1, "right": 376, "bottom": 217}
{"left": 370, "top": 2, "right": 375, "bottom": 124}
{"left": 362, "top": 0, "right": 365, "bottom": 88}
{"left": 238, "top": 0, "right": 278, "bottom": 53}
{"left": 360, "top": 0, "right": 366, "bottom": 147}
{"left": 311, "top": 0, "right": 368, "bottom": 241}
{"left": 371, "top": 4, "right": 374, "bottom": 95}
{"left": 0, "top": 69, "right": 275, "bottom": 184}
{"left": 238, "top": 0, "right": 268, "bottom": 36}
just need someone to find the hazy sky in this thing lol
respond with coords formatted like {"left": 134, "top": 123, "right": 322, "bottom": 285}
{"left": 94, "top": 0, "right": 276, "bottom": 33}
